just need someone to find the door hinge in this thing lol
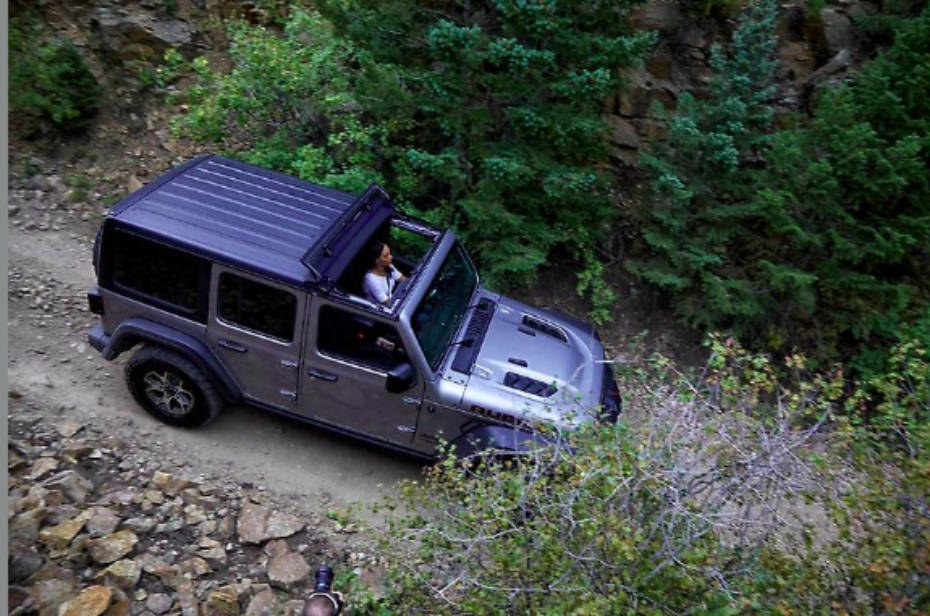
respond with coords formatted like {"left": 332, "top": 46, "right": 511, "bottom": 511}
{"left": 279, "top": 390, "right": 297, "bottom": 401}
{"left": 280, "top": 359, "right": 298, "bottom": 369}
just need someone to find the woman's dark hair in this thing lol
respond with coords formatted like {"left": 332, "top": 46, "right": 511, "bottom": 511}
{"left": 367, "top": 241, "right": 387, "bottom": 266}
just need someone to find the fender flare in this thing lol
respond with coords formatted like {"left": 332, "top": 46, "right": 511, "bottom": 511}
{"left": 100, "top": 317, "right": 241, "bottom": 403}
{"left": 449, "top": 424, "right": 550, "bottom": 458}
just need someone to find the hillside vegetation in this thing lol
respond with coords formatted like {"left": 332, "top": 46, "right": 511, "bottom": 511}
{"left": 10, "top": 0, "right": 929, "bottom": 612}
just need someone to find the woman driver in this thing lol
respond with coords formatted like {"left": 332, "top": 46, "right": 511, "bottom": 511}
{"left": 362, "top": 241, "right": 406, "bottom": 305}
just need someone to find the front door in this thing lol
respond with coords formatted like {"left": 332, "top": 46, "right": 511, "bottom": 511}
{"left": 206, "top": 267, "right": 303, "bottom": 410}
{"left": 300, "top": 302, "right": 423, "bottom": 445}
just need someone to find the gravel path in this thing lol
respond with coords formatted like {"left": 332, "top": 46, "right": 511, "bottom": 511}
{"left": 7, "top": 176, "right": 425, "bottom": 518}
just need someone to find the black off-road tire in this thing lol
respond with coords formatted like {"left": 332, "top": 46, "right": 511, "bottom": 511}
{"left": 125, "top": 345, "right": 223, "bottom": 427}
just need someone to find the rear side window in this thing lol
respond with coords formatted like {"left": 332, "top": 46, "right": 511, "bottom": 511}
{"left": 109, "top": 229, "right": 207, "bottom": 320}
{"left": 217, "top": 273, "right": 297, "bottom": 342}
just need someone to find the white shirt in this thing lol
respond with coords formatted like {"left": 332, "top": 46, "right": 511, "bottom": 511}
{"left": 363, "top": 268, "right": 401, "bottom": 304}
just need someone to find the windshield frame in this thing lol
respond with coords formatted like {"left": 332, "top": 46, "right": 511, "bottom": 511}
{"left": 411, "top": 241, "right": 479, "bottom": 371}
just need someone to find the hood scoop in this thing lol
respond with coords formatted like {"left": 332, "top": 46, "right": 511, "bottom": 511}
{"left": 503, "top": 371, "right": 558, "bottom": 398}
{"left": 522, "top": 314, "right": 568, "bottom": 342}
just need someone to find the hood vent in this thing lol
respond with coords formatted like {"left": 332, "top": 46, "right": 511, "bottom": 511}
{"left": 522, "top": 314, "right": 568, "bottom": 343}
{"left": 504, "top": 371, "right": 558, "bottom": 398}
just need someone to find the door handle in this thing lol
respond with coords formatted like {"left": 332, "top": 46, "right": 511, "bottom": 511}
{"left": 307, "top": 368, "right": 338, "bottom": 382}
{"left": 218, "top": 339, "right": 247, "bottom": 353}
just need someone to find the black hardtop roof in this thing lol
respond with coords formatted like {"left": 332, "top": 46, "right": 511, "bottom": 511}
{"left": 108, "top": 154, "right": 395, "bottom": 288}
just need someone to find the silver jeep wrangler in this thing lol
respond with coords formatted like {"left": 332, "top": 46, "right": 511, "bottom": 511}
{"left": 87, "top": 155, "right": 620, "bottom": 460}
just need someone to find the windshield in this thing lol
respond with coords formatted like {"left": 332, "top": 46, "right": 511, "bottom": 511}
{"left": 412, "top": 242, "right": 478, "bottom": 370}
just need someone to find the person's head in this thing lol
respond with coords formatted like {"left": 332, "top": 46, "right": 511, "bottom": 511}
{"left": 302, "top": 596, "right": 339, "bottom": 616}
{"left": 367, "top": 241, "right": 392, "bottom": 270}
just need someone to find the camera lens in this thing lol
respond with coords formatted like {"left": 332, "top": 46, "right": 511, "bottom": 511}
{"left": 314, "top": 564, "right": 333, "bottom": 593}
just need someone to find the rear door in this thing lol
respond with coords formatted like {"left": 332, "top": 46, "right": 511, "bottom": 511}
{"left": 206, "top": 266, "right": 304, "bottom": 410}
{"left": 299, "top": 301, "right": 424, "bottom": 445}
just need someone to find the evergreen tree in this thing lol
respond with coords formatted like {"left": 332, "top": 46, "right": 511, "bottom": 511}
{"left": 318, "top": 0, "right": 655, "bottom": 302}
{"left": 756, "top": 5, "right": 930, "bottom": 350}
{"left": 628, "top": 0, "right": 930, "bottom": 355}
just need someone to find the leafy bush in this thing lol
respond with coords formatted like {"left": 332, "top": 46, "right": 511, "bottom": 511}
{"left": 9, "top": 14, "right": 100, "bottom": 132}
{"left": 130, "top": 47, "right": 189, "bottom": 93}
{"left": 627, "top": 1, "right": 930, "bottom": 357}
{"left": 174, "top": 9, "right": 402, "bottom": 196}
{"left": 348, "top": 336, "right": 929, "bottom": 615}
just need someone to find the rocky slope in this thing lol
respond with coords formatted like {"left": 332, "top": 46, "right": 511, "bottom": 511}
{"left": 8, "top": 409, "right": 382, "bottom": 616}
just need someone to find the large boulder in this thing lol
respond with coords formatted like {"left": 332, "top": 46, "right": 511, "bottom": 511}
{"left": 236, "top": 502, "right": 305, "bottom": 544}
{"left": 820, "top": 7, "right": 858, "bottom": 56}
{"left": 90, "top": 8, "right": 195, "bottom": 61}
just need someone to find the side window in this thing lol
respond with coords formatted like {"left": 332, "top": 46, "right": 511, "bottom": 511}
{"left": 317, "top": 306, "right": 406, "bottom": 371}
{"left": 109, "top": 229, "right": 207, "bottom": 320}
{"left": 217, "top": 273, "right": 297, "bottom": 342}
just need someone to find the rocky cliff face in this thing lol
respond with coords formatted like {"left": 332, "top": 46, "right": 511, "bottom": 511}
{"left": 609, "top": 0, "right": 877, "bottom": 164}
{"left": 16, "top": 0, "right": 879, "bottom": 168}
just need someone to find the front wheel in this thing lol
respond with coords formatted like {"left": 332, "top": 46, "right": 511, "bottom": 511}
{"left": 125, "top": 345, "right": 223, "bottom": 427}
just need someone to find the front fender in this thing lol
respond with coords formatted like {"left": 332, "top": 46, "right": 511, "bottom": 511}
{"left": 98, "top": 317, "right": 241, "bottom": 403}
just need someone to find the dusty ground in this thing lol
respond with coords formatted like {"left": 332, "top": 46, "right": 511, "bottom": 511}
{"left": 6, "top": 219, "right": 426, "bottom": 513}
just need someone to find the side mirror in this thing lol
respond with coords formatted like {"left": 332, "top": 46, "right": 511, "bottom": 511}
{"left": 386, "top": 362, "right": 416, "bottom": 393}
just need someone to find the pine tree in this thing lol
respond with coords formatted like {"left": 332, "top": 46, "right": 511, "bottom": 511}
{"left": 628, "top": 1, "right": 930, "bottom": 355}
{"left": 319, "top": 0, "right": 655, "bottom": 296}
{"left": 626, "top": 0, "right": 781, "bottom": 336}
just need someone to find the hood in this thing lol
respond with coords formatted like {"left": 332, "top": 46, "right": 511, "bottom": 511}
{"left": 456, "top": 294, "right": 605, "bottom": 429}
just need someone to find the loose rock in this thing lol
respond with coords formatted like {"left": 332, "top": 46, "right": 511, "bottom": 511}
{"left": 38, "top": 510, "right": 91, "bottom": 550}
{"left": 88, "top": 530, "right": 139, "bottom": 564}
{"left": 145, "top": 593, "right": 173, "bottom": 615}
{"left": 28, "top": 457, "right": 59, "bottom": 480}
{"left": 86, "top": 507, "right": 122, "bottom": 537}
{"left": 244, "top": 588, "right": 277, "bottom": 616}
{"left": 58, "top": 585, "right": 112, "bottom": 616}
{"left": 41, "top": 470, "right": 93, "bottom": 504}
{"left": 100, "top": 558, "right": 142, "bottom": 590}
{"left": 204, "top": 585, "right": 240, "bottom": 616}
{"left": 266, "top": 552, "right": 310, "bottom": 589}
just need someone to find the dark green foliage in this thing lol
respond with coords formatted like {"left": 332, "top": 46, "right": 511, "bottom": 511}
{"left": 318, "top": 0, "right": 655, "bottom": 302}
{"left": 178, "top": 2, "right": 654, "bottom": 320}
{"left": 9, "top": 14, "right": 100, "bottom": 132}
{"left": 174, "top": 10, "right": 402, "bottom": 195}
{"left": 628, "top": 1, "right": 930, "bottom": 356}
{"left": 627, "top": 0, "right": 781, "bottom": 336}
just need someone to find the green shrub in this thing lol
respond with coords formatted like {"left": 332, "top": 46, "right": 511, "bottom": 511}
{"left": 9, "top": 14, "right": 100, "bottom": 131}
{"left": 131, "top": 47, "right": 189, "bottom": 94}
{"left": 627, "top": 2, "right": 930, "bottom": 358}
{"left": 350, "top": 336, "right": 929, "bottom": 615}
{"left": 174, "top": 9, "right": 400, "bottom": 195}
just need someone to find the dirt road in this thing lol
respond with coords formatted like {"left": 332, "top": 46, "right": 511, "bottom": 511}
{"left": 7, "top": 214, "right": 424, "bottom": 517}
